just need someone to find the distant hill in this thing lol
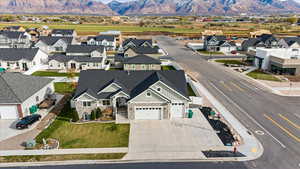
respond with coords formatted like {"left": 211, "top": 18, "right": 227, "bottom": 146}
{"left": 108, "top": 0, "right": 300, "bottom": 15}
{"left": 0, "top": 0, "right": 299, "bottom": 15}
{"left": 0, "top": 0, "right": 116, "bottom": 15}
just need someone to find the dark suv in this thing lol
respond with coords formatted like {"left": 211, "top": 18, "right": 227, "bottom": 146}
{"left": 16, "top": 114, "right": 41, "bottom": 129}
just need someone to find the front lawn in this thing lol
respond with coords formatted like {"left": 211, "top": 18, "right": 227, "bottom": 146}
{"left": 162, "top": 65, "right": 176, "bottom": 70}
{"left": 0, "top": 153, "right": 126, "bottom": 163}
{"left": 54, "top": 82, "right": 76, "bottom": 94}
{"left": 198, "top": 50, "right": 224, "bottom": 55}
{"left": 187, "top": 83, "right": 196, "bottom": 96}
{"left": 247, "top": 70, "right": 281, "bottom": 82}
{"left": 215, "top": 59, "right": 246, "bottom": 65}
{"left": 32, "top": 71, "right": 79, "bottom": 77}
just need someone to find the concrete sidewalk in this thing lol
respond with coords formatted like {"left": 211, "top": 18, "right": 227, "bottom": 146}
{"left": 189, "top": 79, "right": 264, "bottom": 161}
{"left": 0, "top": 148, "right": 128, "bottom": 156}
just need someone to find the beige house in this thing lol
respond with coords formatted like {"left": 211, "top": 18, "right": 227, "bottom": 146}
{"left": 123, "top": 55, "right": 161, "bottom": 71}
{"left": 124, "top": 46, "right": 160, "bottom": 58}
{"left": 72, "top": 70, "right": 190, "bottom": 121}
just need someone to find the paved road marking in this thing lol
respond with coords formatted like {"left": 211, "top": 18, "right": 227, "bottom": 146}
{"left": 219, "top": 81, "right": 233, "bottom": 91}
{"left": 230, "top": 82, "right": 245, "bottom": 92}
{"left": 210, "top": 82, "right": 286, "bottom": 148}
{"left": 278, "top": 114, "right": 300, "bottom": 130}
{"left": 264, "top": 114, "right": 300, "bottom": 143}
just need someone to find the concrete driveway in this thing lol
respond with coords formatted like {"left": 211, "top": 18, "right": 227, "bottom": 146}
{"left": 124, "top": 109, "right": 225, "bottom": 160}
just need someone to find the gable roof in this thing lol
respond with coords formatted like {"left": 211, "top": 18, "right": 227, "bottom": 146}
{"left": 257, "top": 34, "right": 278, "bottom": 42}
{"left": 123, "top": 38, "right": 153, "bottom": 47}
{"left": 49, "top": 54, "right": 103, "bottom": 63}
{"left": 0, "top": 48, "right": 39, "bottom": 61}
{"left": 205, "top": 35, "right": 227, "bottom": 42}
{"left": 52, "top": 29, "right": 74, "bottom": 36}
{"left": 0, "top": 72, "right": 53, "bottom": 104}
{"left": 0, "top": 31, "right": 27, "bottom": 39}
{"left": 66, "top": 45, "right": 105, "bottom": 54}
{"left": 125, "top": 46, "right": 159, "bottom": 54}
{"left": 87, "top": 35, "right": 115, "bottom": 42}
{"left": 38, "top": 36, "right": 73, "bottom": 45}
{"left": 123, "top": 55, "right": 161, "bottom": 64}
{"left": 74, "top": 70, "right": 189, "bottom": 100}
{"left": 282, "top": 37, "right": 300, "bottom": 46}
{"left": 218, "top": 40, "right": 236, "bottom": 47}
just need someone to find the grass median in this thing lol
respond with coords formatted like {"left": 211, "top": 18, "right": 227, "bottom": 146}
{"left": 32, "top": 71, "right": 79, "bottom": 77}
{"left": 247, "top": 70, "right": 281, "bottom": 82}
{"left": 0, "top": 153, "right": 126, "bottom": 163}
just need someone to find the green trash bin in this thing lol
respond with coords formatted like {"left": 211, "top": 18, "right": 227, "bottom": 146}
{"left": 30, "top": 105, "right": 38, "bottom": 114}
{"left": 0, "top": 68, "right": 6, "bottom": 73}
{"left": 210, "top": 111, "right": 216, "bottom": 116}
{"left": 188, "top": 110, "right": 194, "bottom": 118}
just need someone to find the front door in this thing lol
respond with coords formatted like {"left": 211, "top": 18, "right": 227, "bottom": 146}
{"left": 22, "top": 63, "right": 28, "bottom": 71}
{"left": 71, "top": 63, "right": 76, "bottom": 69}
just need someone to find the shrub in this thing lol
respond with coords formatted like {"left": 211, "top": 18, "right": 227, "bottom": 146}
{"left": 71, "top": 108, "right": 79, "bottom": 122}
{"left": 90, "top": 110, "right": 96, "bottom": 121}
{"left": 106, "top": 123, "right": 118, "bottom": 132}
{"left": 95, "top": 108, "right": 102, "bottom": 119}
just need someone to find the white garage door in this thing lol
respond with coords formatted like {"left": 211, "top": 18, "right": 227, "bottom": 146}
{"left": 135, "top": 107, "right": 162, "bottom": 120}
{"left": 0, "top": 105, "right": 19, "bottom": 119}
{"left": 170, "top": 103, "right": 184, "bottom": 118}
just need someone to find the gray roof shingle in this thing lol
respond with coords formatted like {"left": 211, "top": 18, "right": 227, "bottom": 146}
{"left": 123, "top": 55, "right": 161, "bottom": 64}
{"left": 0, "top": 72, "right": 53, "bottom": 104}
{"left": 66, "top": 45, "right": 105, "bottom": 54}
{"left": 0, "top": 48, "right": 39, "bottom": 61}
{"left": 52, "top": 29, "right": 74, "bottom": 36}
{"left": 49, "top": 54, "right": 103, "bottom": 63}
{"left": 125, "top": 46, "right": 159, "bottom": 54}
{"left": 38, "top": 36, "right": 73, "bottom": 45}
{"left": 74, "top": 70, "right": 189, "bottom": 100}
{"left": 0, "top": 31, "right": 27, "bottom": 39}
{"left": 87, "top": 35, "right": 115, "bottom": 42}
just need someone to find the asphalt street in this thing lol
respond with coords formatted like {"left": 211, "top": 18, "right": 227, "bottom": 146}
{"left": 2, "top": 36, "right": 300, "bottom": 169}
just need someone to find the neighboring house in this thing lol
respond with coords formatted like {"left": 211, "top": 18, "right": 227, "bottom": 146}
{"left": 124, "top": 46, "right": 160, "bottom": 58}
{"left": 278, "top": 37, "right": 300, "bottom": 49}
{"left": 99, "top": 31, "right": 122, "bottom": 46}
{"left": 0, "top": 72, "right": 54, "bottom": 119}
{"left": 73, "top": 70, "right": 190, "bottom": 121}
{"left": 66, "top": 45, "right": 106, "bottom": 57}
{"left": 3, "top": 26, "right": 26, "bottom": 32}
{"left": 25, "top": 28, "right": 40, "bottom": 41}
{"left": 122, "top": 38, "right": 153, "bottom": 49}
{"left": 0, "top": 31, "right": 31, "bottom": 48}
{"left": 48, "top": 54, "right": 107, "bottom": 72}
{"left": 87, "top": 35, "right": 117, "bottom": 51}
{"left": 0, "top": 48, "right": 48, "bottom": 71}
{"left": 254, "top": 48, "right": 300, "bottom": 75}
{"left": 203, "top": 35, "right": 237, "bottom": 53}
{"left": 34, "top": 36, "right": 73, "bottom": 54}
{"left": 123, "top": 55, "right": 161, "bottom": 71}
{"left": 51, "top": 29, "right": 77, "bottom": 37}
{"left": 242, "top": 34, "right": 280, "bottom": 51}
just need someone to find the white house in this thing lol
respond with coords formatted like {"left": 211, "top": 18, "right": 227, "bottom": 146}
{"left": 0, "top": 72, "right": 54, "bottom": 119}
{"left": 87, "top": 35, "right": 117, "bottom": 51}
{"left": 0, "top": 48, "right": 48, "bottom": 72}
{"left": 34, "top": 36, "right": 74, "bottom": 54}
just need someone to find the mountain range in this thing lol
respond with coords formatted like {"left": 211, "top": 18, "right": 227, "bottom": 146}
{"left": 0, "top": 0, "right": 299, "bottom": 15}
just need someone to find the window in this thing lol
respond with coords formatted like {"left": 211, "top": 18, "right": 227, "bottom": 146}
{"left": 36, "top": 96, "right": 39, "bottom": 102}
{"left": 83, "top": 101, "right": 91, "bottom": 107}
{"left": 102, "top": 100, "right": 111, "bottom": 106}
{"left": 146, "top": 92, "right": 151, "bottom": 97}
{"left": 157, "top": 87, "right": 161, "bottom": 92}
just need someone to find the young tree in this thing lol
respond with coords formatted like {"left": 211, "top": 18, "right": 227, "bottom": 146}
{"left": 90, "top": 110, "right": 96, "bottom": 121}
{"left": 95, "top": 108, "right": 102, "bottom": 119}
{"left": 71, "top": 108, "right": 79, "bottom": 122}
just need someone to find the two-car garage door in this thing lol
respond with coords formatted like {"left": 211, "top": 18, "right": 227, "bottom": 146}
{"left": 135, "top": 107, "right": 162, "bottom": 120}
{"left": 0, "top": 105, "right": 19, "bottom": 119}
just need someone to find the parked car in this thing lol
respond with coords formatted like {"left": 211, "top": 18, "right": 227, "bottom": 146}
{"left": 16, "top": 114, "right": 41, "bottom": 129}
{"left": 231, "top": 51, "right": 237, "bottom": 54}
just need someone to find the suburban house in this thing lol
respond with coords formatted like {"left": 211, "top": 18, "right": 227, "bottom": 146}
{"left": 87, "top": 35, "right": 117, "bottom": 51}
{"left": 0, "top": 72, "right": 54, "bottom": 119}
{"left": 254, "top": 48, "right": 300, "bottom": 75}
{"left": 124, "top": 46, "right": 160, "bottom": 58}
{"left": 66, "top": 45, "right": 106, "bottom": 57}
{"left": 123, "top": 55, "right": 161, "bottom": 71}
{"left": 203, "top": 35, "right": 237, "bottom": 53}
{"left": 72, "top": 70, "right": 190, "bottom": 121}
{"left": 278, "top": 37, "right": 300, "bottom": 49}
{"left": 242, "top": 34, "right": 280, "bottom": 51}
{"left": 3, "top": 26, "right": 26, "bottom": 32}
{"left": 99, "top": 30, "right": 122, "bottom": 46}
{"left": 0, "top": 48, "right": 48, "bottom": 72}
{"left": 0, "top": 31, "right": 31, "bottom": 48}
{"left": 34, "top": 36, "right": 74, "bottom": 54}
{"left": 25, "top": 28, "right": 40, "bottom": 41}
{"left": 48, "top": 54, "right": 107, "bottom": 72}
{"left": 51, "top": 29, "right": 77, "bottom": 37}
{"left": 122, "top": 38, "right": 154, "bottom": 49}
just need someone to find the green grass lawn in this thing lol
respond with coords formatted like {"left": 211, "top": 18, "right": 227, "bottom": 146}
{"left": 187, "top": 83, "right": 196, "bottom": 96}
{"left": 32, "top": 71, "right": 79, "bottom": 77}
{"left": 247, "top": 70, "right": 281, "bottom": 82}
{"left": 215, "top": 59, "right": 246, "bottom": 65}
{"left": 198, "top": 50, "right": 224, "bottom": 55}
{"left": 162, "top": 65, "right": 176, "bottom": 70}
{"left": 54, "top": 82, "right": 76, "bottom": 94}
{"left": 0, "top": 153, "right": 126, "bottom": 163}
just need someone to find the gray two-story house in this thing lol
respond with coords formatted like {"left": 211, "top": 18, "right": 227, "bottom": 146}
{"left": 72, "top": 70, "right": 190, "bottom": 121}
{"left": 0, "top": 31, "right": 31, "bottom": 48}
